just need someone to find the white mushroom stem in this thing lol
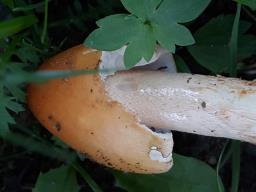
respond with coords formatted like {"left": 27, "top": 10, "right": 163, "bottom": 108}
{"left": 105, "top": 71, "right": 256, "bottom": 144}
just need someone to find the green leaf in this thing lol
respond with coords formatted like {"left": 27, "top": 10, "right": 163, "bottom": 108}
{"left": 114, "top": 153, "right": 223, "bottom": 192}
{"left": 235, "top": 0, "right": 256, "bottom": 10}
{"left": 155, "top": 0, "right": 211, "bottom": 23}
{"left": 33, "top": 165, "right": 80, "bottom": 192}
{"left": 0, "top": 94, "right": 23, "bottom": 135}
{"left": 154, "top": 22, "right": 195, "bottom": 52}
{"left": 5, "top": 98, "right": 24, "bottom": 113}
{"left": 154, "top": 27, "right": 176, "bottom": 52}
{"left": 3, "top": 63, "right": 27, "bottom": 101}
{"left": 0, "top": 15, "right": 38, "bottom": 39}
{"left": 0, "top": 103, "right": 15, "bottom": 135}
{"left": 15, "top": 46, "right": 40, "bottom": 64}
{"left": 188, "top": 15, "right": 256, "bottom": 74}
{"left": 4, "top": 82, "right": 25, "bottom": 101}
{"left": 85, "top": 14, "right": 140, "bottom": 51}
{"left": 120, "top": 0, "right": 162, "bottom": 19}
{"left": 85, "top": 0, "right": 210, "bottom": 68}
{"left": 124, "top": 23, "right": 156, "bottom": 68}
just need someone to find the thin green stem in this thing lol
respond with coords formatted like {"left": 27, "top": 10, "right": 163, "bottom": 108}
{"left": 41, "top": 0, "right": 49, "bottom": 44}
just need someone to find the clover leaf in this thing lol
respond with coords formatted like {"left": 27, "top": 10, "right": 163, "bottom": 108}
{"left": 85, "top": 14, "right": 140, "bottom": 51}
{"left": 85, "top": 0, "right": 210, "bottom": 68}
{"left": 120, "top": 0, "right": 162, "bottom": 19}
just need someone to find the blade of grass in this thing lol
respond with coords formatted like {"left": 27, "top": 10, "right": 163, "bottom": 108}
{"left": 41, "top": 0, "right": 49, "bottom": 44}
{"left": 231, "top": 141, "right": 241, "bottom": 192}
{"left": 229, "top": 3, "right": 242, "bottom": 192}
{"left": 229, "top": 3, "right": 241, "bottom": 77}
{"left": 3, "top": 69, "right": 98, "bottom": 84}
{"left": 216, "top": 142, "right": 228, "bottom": 192}
{"left": 3, "top": 67, "right": 117, "bottom": 84}
{"left": 0, "top": 15, "right": 38, "bottom": 39}
{"left": 219, "top": 143, "right": 232, "bottom": 169}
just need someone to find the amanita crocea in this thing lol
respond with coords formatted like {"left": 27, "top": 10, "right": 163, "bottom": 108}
{"left": 28, "top": 45, "right": 256, "bottom": 174}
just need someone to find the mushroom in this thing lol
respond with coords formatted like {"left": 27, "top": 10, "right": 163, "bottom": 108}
{"left": 27, "top": 45, "right": 256, "bottom": 174}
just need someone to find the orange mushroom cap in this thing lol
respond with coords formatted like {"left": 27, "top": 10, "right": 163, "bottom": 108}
{"left": 27, "top": 45, "right": 173, "bottom": 174}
